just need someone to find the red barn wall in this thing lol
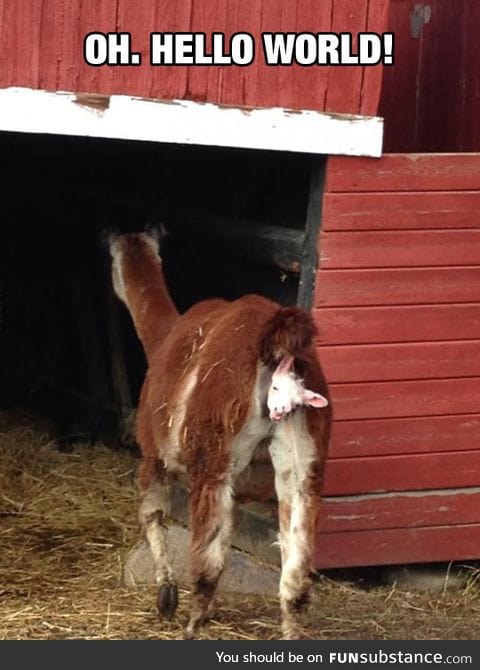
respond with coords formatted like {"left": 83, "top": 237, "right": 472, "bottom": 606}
{"left": 0, "top": 0, "right": 389, "bottom": 116}
{"left": 380, "top": 0, "right": 480, "bottom": 152}
{"left": 314, "top": 154, "right": 480, "bottom": 568}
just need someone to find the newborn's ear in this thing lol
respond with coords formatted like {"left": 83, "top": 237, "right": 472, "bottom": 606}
{"left": 302, "top": 389, "right": 329, "bottom": 408}
{"left": 275, "top": 355, "right": 295, "bottom": 375}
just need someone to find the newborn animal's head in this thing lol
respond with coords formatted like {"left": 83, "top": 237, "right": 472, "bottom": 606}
{"left": 267, "top": 356, "right": 329, "bottom": 422}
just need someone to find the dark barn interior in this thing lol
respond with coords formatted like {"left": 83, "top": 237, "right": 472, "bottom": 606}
{"left": 0, "top": 130, "right": 320, "bottom": 444}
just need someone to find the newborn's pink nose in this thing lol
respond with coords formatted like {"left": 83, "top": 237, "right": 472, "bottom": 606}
{"left": 270, "top": 409, "right": 283, "bottom": 422}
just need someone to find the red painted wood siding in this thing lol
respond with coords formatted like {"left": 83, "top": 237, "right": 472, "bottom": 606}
{"left": 379, "top": 0, "right": 480, "bottom": 152}
{"left": 314, "top": 153, "right": 480, "bottom": 568}
{"left": 0, "top": 0, "right": 389, "bottom": 115}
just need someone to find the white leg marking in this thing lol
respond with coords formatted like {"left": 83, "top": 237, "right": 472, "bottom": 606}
{"left": 269, "top": 411, "right": 317, "bottom": 603}
{"left": 145, "top": 522, "right": 172, "bottom": 584}
{"left": 139, "top": 478, "right": 173, "bottom": 584}
{"left": 280, "top": 492, "right": 313, "bottom": 602}
{"left": 204, "top": 479, "right": 235, "bottom": 573}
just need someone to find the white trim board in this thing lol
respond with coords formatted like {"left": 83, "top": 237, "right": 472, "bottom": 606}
{"left": 0, "top": 86, "right": 383, "bottom": 157}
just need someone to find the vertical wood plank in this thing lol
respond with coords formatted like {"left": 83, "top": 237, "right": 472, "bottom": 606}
{"left": 188, "top": 0, "right": 228, "bottom": 104}
{"left": 37, "top": 0, "right": 64, "bottom": 91}
{"left": 276, "top": 0, "right": 299, "bottom": 109}
{"left": 378, "top": 0, "right": 422, "bottom": 151}
{"left": 57, "top": 0, "right": 114, "bottom": 94}
{"left": 325, "top": 0, "right": 368, "bottom": 113}
{"left": 415, "top": 1, "right": 463, "bottom": 152}
{"left": 293, "top": 0, "right": 333, "bottom": 111}
{"left": 113, "top": 0, "right": 157, "bottom": 97}
{"left": 149, "top": 0, "right": 191, "bottom": 100}
{"left": 360, "top": 0, "right": 390, "bottom": 115}
{"left": 218, "top": 0, "right": 251, "bottom": 106}
{"left": 463, "top": 2, "right": 480, "bottom": 152}
{"left": 240, "top": 0, "right": 264, "bottom": 108}
{"left": 297, "top": 159, "right": 326, "bottom": 308}
{"left": 0, "top": 0, "right": 7, "bottom": 87}
{"left": 1, "top": 0, "right": 42, "bottom": 89}
{"left": 253, "top": 0, "right": 284, "bottom": 109}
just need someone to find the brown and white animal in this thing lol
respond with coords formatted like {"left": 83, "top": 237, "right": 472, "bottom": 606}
{"left": 108, "top": 227, "right": 332, "bottom": 639}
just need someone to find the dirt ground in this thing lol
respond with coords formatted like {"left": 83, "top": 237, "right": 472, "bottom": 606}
{"left": 1, "top": 410, "right": 480, "bottom": 640}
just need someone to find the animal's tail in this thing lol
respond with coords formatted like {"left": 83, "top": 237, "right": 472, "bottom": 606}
{"left": 259, "top": 307, "right": 318, "bottom": 367}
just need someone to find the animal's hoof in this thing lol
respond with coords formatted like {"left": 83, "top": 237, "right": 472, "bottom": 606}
{"left": 184, "top": 620, "right": 204, "bottom": 639}
{"left": 157, "top": 582, "right": 178, "bottom": 619}
{"left": 283, "top": 628, "right": 304, "bottom": 640}
{"left": 184, "top": 626, "right": 195, "bottom": 640}
{"left": 292, "top": 590, "right": 310, "bottom": 611}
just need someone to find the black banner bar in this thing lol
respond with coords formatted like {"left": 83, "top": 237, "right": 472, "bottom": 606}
{"left": 2, "top": 640, "right": 477, "bottom": 669}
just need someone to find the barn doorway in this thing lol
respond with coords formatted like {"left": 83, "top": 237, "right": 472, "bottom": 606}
{"left": 1, "top": 130, "right": 324, "bottom": 443}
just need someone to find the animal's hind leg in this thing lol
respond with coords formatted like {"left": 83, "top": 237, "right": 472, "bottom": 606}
{"left": 185, "top": 477, "right": 234, "bottom": 639}
{"left": 138, "top": 458, "right": 178, "bottom": 619}
{"left": 269, "top": 413, "right": 320, "bottom": 639}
